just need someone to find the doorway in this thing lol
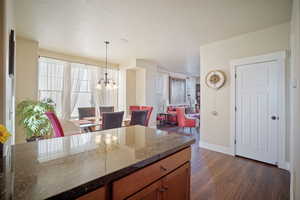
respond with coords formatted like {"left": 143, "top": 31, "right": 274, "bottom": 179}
{"left": 231, "top": 51, "right": 286, "bottom": 167}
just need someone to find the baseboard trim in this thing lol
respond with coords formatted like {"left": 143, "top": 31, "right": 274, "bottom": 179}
{"left": 199, "top": 141, "right": 233, "bottom": 156}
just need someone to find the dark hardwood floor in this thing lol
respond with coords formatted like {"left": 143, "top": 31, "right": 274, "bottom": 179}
{"left": 157, "top": 126, "right": 290, "bottom": 200}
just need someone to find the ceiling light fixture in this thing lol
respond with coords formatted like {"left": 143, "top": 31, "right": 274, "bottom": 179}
{"left": 96, "top": 41, "right": 118, "bottom": 90}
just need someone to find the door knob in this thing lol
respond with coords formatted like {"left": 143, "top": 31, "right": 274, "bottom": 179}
{"left": 271, "top": 116, "right": 277, "bottom": 120}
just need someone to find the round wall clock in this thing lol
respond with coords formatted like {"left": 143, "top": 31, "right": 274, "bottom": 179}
{"left": 205, "top": 70, "right": 226, "bottom": 89}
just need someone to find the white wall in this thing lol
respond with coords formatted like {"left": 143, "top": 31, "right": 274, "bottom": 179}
{"left": 290, "top": 0, "right": 300, "bottom": 199}
{"left": 199, "top": 23, "right": 290, "bottom": 154}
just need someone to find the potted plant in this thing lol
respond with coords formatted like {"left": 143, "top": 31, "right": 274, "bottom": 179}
{"left": 16, "top": 98, "right": 55, "bottom": 142}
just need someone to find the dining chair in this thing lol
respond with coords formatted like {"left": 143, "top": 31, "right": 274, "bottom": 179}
{"left": 130, "top": 110, "right": 148, "bottom": 126}
{"left": 99, "top": 106, "right": 114, "bottom": 116}
{"left": 140, "top": 106, "right": 153, "bottom": 126}
{"left": 59, "top": 119, "right": 82, "bottom": 136}
{"left": 176, "top": 107, "right": 196, "bottom": 131}
{"left": 102, "top": 111, "right": 124, "bottom": 130}
{"left": 129, "top": 106, "right": 140, "bottom": 111}
{"left": 78, "top": 107, "right": 96, "bottom": 120}
{"left": 45, "top": 111, "right": 65, "bottom": 138}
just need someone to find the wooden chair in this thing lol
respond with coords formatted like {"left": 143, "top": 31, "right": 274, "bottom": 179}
{"left": 130, "top": 110, "right": 148, "bottom": 126}
{"left": 102, "top": 111, "right": 124, "bottom": 130}
{"left": 45, "top": 111, "right": 65, "bottom": 138}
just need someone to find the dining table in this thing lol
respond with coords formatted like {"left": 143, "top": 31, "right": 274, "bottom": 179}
{"left": 70, "top": 116, "right": 131, "bottom": 132}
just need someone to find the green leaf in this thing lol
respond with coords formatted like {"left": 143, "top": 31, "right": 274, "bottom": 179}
{"left": 16, "top": 99, "right": 56, "bottom": 139}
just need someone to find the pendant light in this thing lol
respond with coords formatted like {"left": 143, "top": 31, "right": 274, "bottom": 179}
{"left": 96, "top": 41, "right": 118, "bottom": 90}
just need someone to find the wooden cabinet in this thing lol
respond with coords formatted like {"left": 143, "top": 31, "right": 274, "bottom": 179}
{"left": 77, "top": 186, "right": 106, "bottom": 200}
{"left": 127, "top": 180, "right": 162, "bottom": 200}
{"left": 126, "top": 163, "right": 190, "bottom": 200}
{"left": 113, "top": 147, "right": 191, "bottom": 200}
{"left": 78, "top": 147, "right": 191, "bottom": 200}
{"left": 161, "top": 163, "right": 190, "bottom": 200}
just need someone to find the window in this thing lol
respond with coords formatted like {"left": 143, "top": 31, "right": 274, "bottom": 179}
{"left": 38, "top": 57, "right": 65, "bottom": 116}
{"left": 70, "top": 64, "right": 93, "bottom": 117}
{"left": 38, "top": 57, "right": 119, "bottom": 119}
{"left": 169, "top": 77, "right": 186, "bottom": 104}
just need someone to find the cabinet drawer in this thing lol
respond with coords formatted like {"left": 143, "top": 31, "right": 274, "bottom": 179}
{"left": 77, "top": 186, "right": 106, "bottom": 200}
{"left": 113, "top": 147, "right": 191, "bottom": 200}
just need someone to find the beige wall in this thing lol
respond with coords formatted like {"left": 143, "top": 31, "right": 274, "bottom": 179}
{"left": 199, "top": 23, "right": 290, "bottom": 150}
{"left": 16, "top": 37, "right": 39, "bottom": 102}
{"left": 121, "top": 60, "right": 158, "bottom": 126}
{"left": 126, "top": 69, "right": 136, "bottom": 107}
{"left": 15, "top": 37, "right": 39, "bottom": 144}
{"left": 39, "top": 49, "right": 119, "bottom": 69}
{"left": 135, "top": 68, "right": 146, "bottom": 105}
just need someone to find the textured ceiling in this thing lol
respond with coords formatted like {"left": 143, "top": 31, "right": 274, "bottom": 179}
{"left": 14, "top": 0, "right": 292, "bottom": 75}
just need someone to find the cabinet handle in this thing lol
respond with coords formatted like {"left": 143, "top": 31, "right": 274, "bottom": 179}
{"left": 158, "top": 188, "right": 166, "bottom": 192}
{"left": 160, "top": 166, "right": 167, "bottom": 171}
{"left": 158, "top": 187, "right": 168, "bottom": 192}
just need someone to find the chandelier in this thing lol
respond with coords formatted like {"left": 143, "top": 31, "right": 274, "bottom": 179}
{"left": 96, "top": 41, "right": 118, "bottom": 90}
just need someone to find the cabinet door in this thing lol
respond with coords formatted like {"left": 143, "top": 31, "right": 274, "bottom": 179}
{"left": 77, "top": 186, "right": 106, "bottom": 200}
{"left": 126, "top": 180, "right": 162, "bottom": 200}
{"left": 161, "top": 163, "right": 190, "bottom": 200}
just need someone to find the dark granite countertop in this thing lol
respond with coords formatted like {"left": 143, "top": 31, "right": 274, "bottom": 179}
{"left": 0, "top": 126, "right": 195, "bottom": 200}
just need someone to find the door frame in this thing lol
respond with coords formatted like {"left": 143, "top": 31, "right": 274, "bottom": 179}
{"left": 230, "top": 51, "right": 287, "bottom": 170}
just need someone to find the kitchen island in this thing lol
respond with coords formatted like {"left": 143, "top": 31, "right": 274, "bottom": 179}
{"left": 0, "top": 125, "right": 195, "bottom": 200}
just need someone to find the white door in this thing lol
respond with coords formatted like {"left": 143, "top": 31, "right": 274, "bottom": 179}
{"left": 235, "top": 60, "right": 280, "bottom": 165}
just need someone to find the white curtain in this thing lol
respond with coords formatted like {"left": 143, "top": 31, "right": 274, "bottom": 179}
{"left": 90, "top": 66, "right": 102, "bottom": 118}
{"left": 61, "top": 63, "right": 71, "bottom": 119}
{"left": 61, "top": 63, "right": 81, "bottom": 119}
{"left": 70, "top": 64, "right": 82, "bottom": 118}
